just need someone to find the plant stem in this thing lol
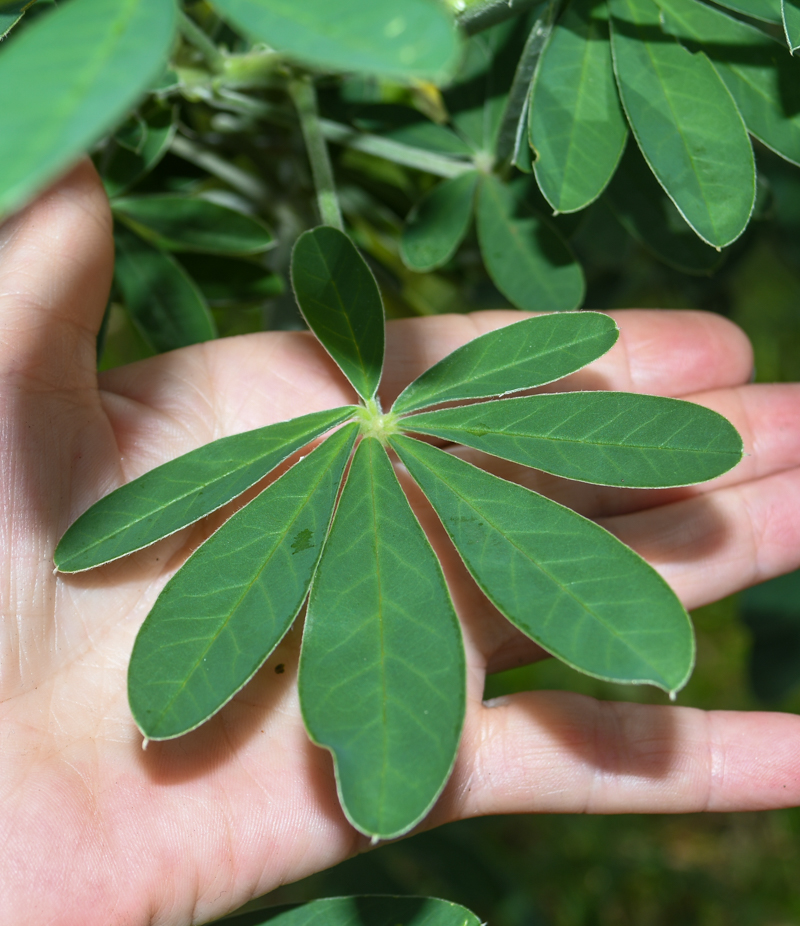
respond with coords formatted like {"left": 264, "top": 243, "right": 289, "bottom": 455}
{"left": 455, "top": 0, "right": 541, "bottom": 35}
{"left": 178, "top": 11, "right": 225, "bottom": 72}
{"left": 289, "top": 76, "right": 344, "bottom": 231}
{"left": 170, "top": 134, "right": 269, "bottom": 203}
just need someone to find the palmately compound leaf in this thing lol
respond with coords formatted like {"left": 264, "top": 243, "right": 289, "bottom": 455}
{"left": 393, "top": 436, "right": 695, "bottom": 694}
{"left": 112, "top": 195, "right": 274, "bottom": 255}
{"left": 291, "top": 227, "right": 385, "bottom": 403}
{"left": 128, "top": 423, "right": 358, "bottom": 740}
{"left": 609, "top": 0, "right": 755, "bottom": 247}
{"left": 785, "top": 0, "right": 800, "bottom": 52}
{"left": 476, "top": 175, "right": 585, "bottom": 313}
{"left": 400, "top": 171, "right": 479, "bottom": 272}
{"left": 656, "top": 0, "right": 800, "bottom": 167}
{"left": 240, "top": 896, "right": 482, "bottom": 926}
{"left": 404, "top": 392, "right": 744, "bottom": 488}
{"left": 530, "top": 0, "right": 628, "bottom": 213}
{"left": 55, "top": 407, "right": 355, "bottom": 573}
{"left": 209, "top": 0, "right": 460, "bottom": 82}
{"left": 299, "top": 438, "right": 465, "bottom": 839}
{"left": 0, "top": 0, "right": 177, "bottom": 219}
{"left": 392, "top": 312, "right": 619, "bottom": 415}
{"left": 113, "top": 225, "right": 218, "bottom": 353}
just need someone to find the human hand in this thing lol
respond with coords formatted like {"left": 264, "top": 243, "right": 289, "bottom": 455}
{"left": 1, "top": 163, "right": 799, "bottom": 926}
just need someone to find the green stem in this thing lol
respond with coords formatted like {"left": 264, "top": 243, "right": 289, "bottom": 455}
{"left": 289, "top": 76, "right": 344, "bottom": 231}
{"left": 455, "top": 0, "right": 541, "bottom": 35}
{"left": 170, "top": 134, "right": 269, "bottom": 203}
{"left": 178, "top": 11, "right": 225, "bottom": 72}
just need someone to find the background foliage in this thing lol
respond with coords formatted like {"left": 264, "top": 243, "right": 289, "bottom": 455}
{"left": 2, "top": 0, "right": 800, "bottom": 921}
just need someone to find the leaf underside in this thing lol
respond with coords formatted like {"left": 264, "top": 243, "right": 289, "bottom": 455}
{"left": 55, "top": 407, "right": 355, "bottom": 572}
{"left": 403, "top": 392, "right": 744, "bottom": 488}
{"left": 392, "top": 312, "right": 619, "bottom": 415}
{"left": 129, "top": 424, "right": 358, "bottom": 740}
{"left": 393, "top": 435, "right": 695, "bottom": 694}
{"left": 299, "top": 438, "right": 466, "bottom": 839}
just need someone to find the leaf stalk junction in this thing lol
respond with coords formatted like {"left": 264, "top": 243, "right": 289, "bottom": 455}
{"left": 355, "top": 399, "right": 400, "bottom": 445}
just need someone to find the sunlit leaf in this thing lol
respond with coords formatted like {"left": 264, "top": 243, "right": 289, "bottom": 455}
{"left": 291, "top": 226, "right": 385, "bottom": 402}
{"left": 55, "top": 406, "right": 355, "bottom": 572}
{"left": 609, "top": 0, "right": 755, "bottom": 247}
{"left": 785, "top": 0, "right": 800, "bottom": 52}
{"left": 299, "top": 438, "right": 465, "bottom": 839}
{"left": 0, "top": 0, "right": 177, "bottom": 219}
{"left": 113, "top": 195, "right": 274, "bottom": 255}
{"left": 605, "top": 141, "right": 725, "bottom": 274}
{"left": 403, "top": 392, "right": 744, "bottom": 488}
{"left": 393, "top": 435, "right": 695, "bottom": 695}
{"left": 129, "top": 424, "right": 357, "bottom": 740}
{"left": 530, "top": 0, "right": 628, "bottom": 213}
{"left": 476, "top": 174, "right": 585, "bottom": 312}
{"left": 209, "top": 0, "right": 460, "bottom": 81}
{"left": 392, "top": 312, "right": 618, "bottom": 415}
{"left": 657, "top": 0, "right": 800, "bottom": 167}
{"left": 400, "top": 171, "right": 478, "bottom": 272}
{"left": 113, "top": 226, "right": 218, "bottom": 353}
{"left": 712, "top": 0, "right": 783, "bottom": 22}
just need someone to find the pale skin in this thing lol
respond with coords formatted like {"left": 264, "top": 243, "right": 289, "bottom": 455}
{"left": 1, "top": 162, "right": 800, "bottom": 926}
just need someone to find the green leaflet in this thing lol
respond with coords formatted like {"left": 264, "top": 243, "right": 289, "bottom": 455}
{"left": 392, "top": 312, "right": 619, "bottom": 415}
{"left": 112, "top": 195, "right": 274, "bottom": 255}
{"left": 609, "top": 0, "right": 755, "bottom": 247}
{"left": 128, "top": 424, "right": 357, "bottom": 740}
{"left": 403, "top": 392, "right": 744, "bottom": 488}
{"left": 713, "top": 0, "right": 783, "bottom": 22}
{"left": 113, "top": 226, "right": 218, "bottom": 353}
{"left": 785, "top": 0, "right": 800, "bottom": 52}
{"left": 393, "top": 436, "right": 694, "bottom": 694}
{"left": 100, "top": 101, "right": 178, "bottom": 198}
{"left": 656, "top": 0, "right": 800, "bottom": 167}
{"left": 605, "top": 141, "right": 724, "bottom": 275}
{"left": 224, "top": 896, "right": 482, "bottom": 926}
{"left": 0, "top": 0, "right": 34, "bottom": 37}
{"left": 476, "top": 175, "right": 585, "bottom": 312}
{"left": 530, "top": 0, "right": 628, "bottom": 213}
{"left": 299, "top": 438, "right": 465, "bottom": 839}
{"left": 348, "top": 104, "right": 474, "bottom": 157}
{"left": 400, "top": 171, "right": 479, "bottom": 272}
{"left": 209, "top": 0, "right": 460, "bottom": 82}
{"left": 55, "top": 407, "right": 355, "bottom": 573}
{"left": 291, "top": 227, "right": 385, "bottom": 402}
{"left": 0, "top": 0, "right": 177, "bottom": 219}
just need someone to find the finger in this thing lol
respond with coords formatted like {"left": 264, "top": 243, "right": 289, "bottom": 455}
{"left": 433, "top": 693, "right": 800, "bottom": 820}
{"left": 0, "top": 160, "right": 113, "bottom": 392}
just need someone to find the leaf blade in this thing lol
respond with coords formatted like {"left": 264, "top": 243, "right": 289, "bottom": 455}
{"left": 55, "top": 407, "right": 356, "bottom": 573}
{"left": 291, "top": 227, "right": 385, "bottom": 402}
{"left": 233, "top": 896, "right": 482, "bottom": 926}
{"left": 299, "top": 438, "right": 466, "bottom": 839}
{"left": 392, "top": 312, "right": 619, "bottom": 415}
{"left": 0, "top": 0, "right": 177, "bottom": 218}
{"left": 403, "top": 392, "right": 744, "bottom": 488}
{"left": 393, "top": 435, "right": 695, "bottom": 694}
{"left": 209, "top": 0, "right": 460, "bottom": 82}
{"left": 785, "top": 0, "right": 800, "bottom": 52}
{"left": 128, "top": 424, "right": 357, "bottom": 740}
{"left": 476, "top": 175, "right": 586, "bottom": 313}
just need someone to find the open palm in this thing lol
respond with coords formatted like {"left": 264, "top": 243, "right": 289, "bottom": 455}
{"left": 2, "top": 163, "right": 800, "bottom": 926}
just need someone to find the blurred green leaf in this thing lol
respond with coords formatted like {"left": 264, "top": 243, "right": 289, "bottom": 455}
{"left": 348, "top": 104, "right": 474, "bottom": 157}
{"left": 0, "top": 0, "right": 35, "bottom": 37}
{"left": 476, "top": 174, "right": 585, "bottom": 312}
{"left": 403, "top": 392, "right": 744, "bottom": 488}
{"left": 129, "top": 423, "right": 358, "bottom": 740}
{"left": 299, "top": 438, "right": 465, "bottom": 839}
{"left": 178, "top": 254, "right": 284, "bottom": 305}
{"left": 113, "top": 226, "right": 218, "bottom": 353}
{"left": 657, "top": 0, "right": 800, "bottom": 167}
{"left": 785, "top": 0, "right": 800, "bottom": 51}
{"left": 605, "top": 141, "right": 725, "bottom": 274}
{"left": 209, "top": 0, "right": 460, "bottom": 81}
{"left": 713, "top": 0, "right": 783, "bottom": 22}
{"left": 291, "top": 227, "right": 385, "bottom": 401}
{"left": 0, "top": 0, "right": 177, "bottom": 219}
{"left": 113, "top": 195, "right": 274, "bottom": 255}
{"left": 742, "top": 569, "right": 800, "bottom": 702}
{"left": 393, "top": 435, "right": 695, "bottom": 695}
{"left": 99, "top": 101, "right": 178, "bottom": 198}
{"left": 400, "top": 171, "right": 478, "bottom": 272}
{"left": 392, "top": 312, "right": 619, "bottom": 415}
{"left": 55, "top": 406, "right": 355, "bottom": 573}
{"left": 530, "top": 0, "right": 628, "bottom": 213}
{"left": 609, "top": 0, "right": 756, "bottom": 247}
